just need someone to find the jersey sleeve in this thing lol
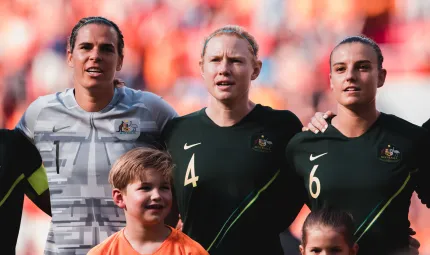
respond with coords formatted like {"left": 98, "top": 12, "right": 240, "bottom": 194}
{"left": 285, "top": 131, "right": 311, "bottom": 207}
{"left": 414, "top": 128, "right": 430, "bottom": 207}
{"left": 283, "top": 110, "right": 304, "bottom": 172}
{"left": 160, "top": 118, "right": 174, "bottom": 145}
{"left": 142, "top": 92, "right": 178, "bottom": 133}
{"left": 285, "top": 134, "right": 300, "bottom": 174}
{"left": 423, "top": 118, "right": 430, "bottom": 131}
{"left": 15, "top": 97, "right": 47, "bottom": 140}
{"left": 14, "top": 130, "right": 49, "bottom": 198}
{"left": 279, "top": 112, "right": 307, "bottom": 224}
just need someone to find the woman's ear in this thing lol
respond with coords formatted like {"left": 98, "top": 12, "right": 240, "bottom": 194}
{"left": 251, "top": 60, "right": 262, "bottom": 80}
{"left": 377, "top": 69, "right": 387, "bottom": 88}
{"left": 67, "top": 49, "right": 74, "bottom": 68}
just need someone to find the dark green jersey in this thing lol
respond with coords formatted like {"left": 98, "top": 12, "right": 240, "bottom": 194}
{"left": 0, "top": 129, "right": 49, "bottom": 254}
{"left": 286, "top": 113, "right": 430, "bottom": 255}
{"left": 423, "top": 118, "right": 430, "bottom": 130}
{"left": 163, "top": 104, "right": 305, "bottom": 255}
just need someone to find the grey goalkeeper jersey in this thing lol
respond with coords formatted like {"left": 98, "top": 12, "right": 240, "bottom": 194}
{"left": 16, "top": 87, "right": 177, "bottom": 255}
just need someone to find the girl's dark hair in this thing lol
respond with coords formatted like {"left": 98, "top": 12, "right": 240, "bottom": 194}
{"left": 302, "top": 207, "right": 356, "bottom": 247}
{"left": 330, "top": 35, "right": 384, "bottom": 70}
{"left": 69, "top": 16, "right": 124, "bottom": 57}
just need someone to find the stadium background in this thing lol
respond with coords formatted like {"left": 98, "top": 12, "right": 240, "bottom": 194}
{"left": 0, "top": 0, "right": 429, "bottom": 254}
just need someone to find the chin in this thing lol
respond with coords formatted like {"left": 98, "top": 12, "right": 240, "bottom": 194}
{"left": 143, "top": 217, "right": 163, "bottom": 226}
{"left": 214, "top": 93, "right": 237, "bottom": 102}
{"left": 339, "top": 97, "right": 362, "bottom": 106}
{"left": 210, "top": 88, "right": 232, "bottom": 98}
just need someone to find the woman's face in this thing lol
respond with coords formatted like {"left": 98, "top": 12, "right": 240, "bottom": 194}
{"left": 67, "top": 23, "right": 123, "bottom": 90}
{"left": 200, "top": 34, "right": 261, "bottom": 104}
{"left": 330, "top": 42, "right": 386, "bottom": 109}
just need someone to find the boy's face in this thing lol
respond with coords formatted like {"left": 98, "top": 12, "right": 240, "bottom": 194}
{"left": 121, "top": 169, "right": 172, "bottom": 226}
{"left": 299, "top": 226, "right": 358, "bottom": 255}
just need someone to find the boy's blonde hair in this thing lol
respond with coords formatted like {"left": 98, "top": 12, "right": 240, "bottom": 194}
{"left": 108, "top": 147, "right": 174, "bottom": 191}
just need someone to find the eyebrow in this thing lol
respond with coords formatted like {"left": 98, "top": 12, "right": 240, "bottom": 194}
{"left": 332, "top": 60, "right": 372, "bottom": 66}
{"left": 207, "top": 54, "right": 247, "bottom": 60}
{"left": 140, "top": 181, "right": 171, "bottom": 185}
{"left": 77, "top": 42, "right": 115, "bottom": 48}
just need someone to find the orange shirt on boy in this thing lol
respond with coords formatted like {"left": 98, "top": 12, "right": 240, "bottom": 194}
{"left": 87, "top": 226, "right": 209, "bottom": 255}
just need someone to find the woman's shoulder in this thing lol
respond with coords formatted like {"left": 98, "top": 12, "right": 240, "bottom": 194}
{"left": 380, "top": 113, "right": 428, "bottom": 140}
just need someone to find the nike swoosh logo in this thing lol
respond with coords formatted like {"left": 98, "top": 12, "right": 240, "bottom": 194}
{"left": 310, "top": 152, "right": 328, "bottom": 161}
{"left": 184, "top": 143, "right": 201, "bottom": 150}
{"left": 52, "top": 126, "right": 71, "bottom": 133}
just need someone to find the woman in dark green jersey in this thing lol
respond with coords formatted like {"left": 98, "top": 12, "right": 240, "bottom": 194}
{"left": 162, "top": 25, "right": 305, "bottom": 255}
{"left": 0, "top": 129, "right": 51, "bottom": 254}
{"left": 287, "top": 36, "right": 430, "bottom": 255}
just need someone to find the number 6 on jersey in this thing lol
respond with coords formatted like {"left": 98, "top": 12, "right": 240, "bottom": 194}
{"left": 184, "top": 154, "right": 199, "bottom": 187}
{"left": 309, "top": 165, "right": 321, "bottom": 199}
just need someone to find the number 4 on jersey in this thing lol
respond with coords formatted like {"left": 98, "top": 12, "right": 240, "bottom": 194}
{"left": 184, "top": 154, "right": 199, "bottom": 187}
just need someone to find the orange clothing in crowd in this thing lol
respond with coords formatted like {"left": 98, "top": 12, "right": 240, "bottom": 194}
{"left": 87, "top": 227, "right": 209, "bottom": 255}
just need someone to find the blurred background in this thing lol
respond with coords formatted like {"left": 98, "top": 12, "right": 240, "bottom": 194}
{"left": 0, "top": 0, "right": 429, "bottom": 254}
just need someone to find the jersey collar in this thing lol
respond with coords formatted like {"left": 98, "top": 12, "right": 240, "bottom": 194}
{"left": 62, "top": 87, "right": 123, "bottom": 112}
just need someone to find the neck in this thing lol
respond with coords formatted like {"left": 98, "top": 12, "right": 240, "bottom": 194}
{"left": 332, "top": 101, "right": 380, "bottom": 138}
{"left": 74, "top": 84, "right": 115, "bottom": 112}
{"left": 123, "top": 222, "right": 170, "bottom": 253}
{"left": 206, "top": 96, "right": 255, "bottom": 127}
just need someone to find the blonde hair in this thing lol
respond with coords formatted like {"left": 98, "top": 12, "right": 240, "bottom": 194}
{"left": 108, "top": 147, "right": 174, "bottom": 191}
{"left": 201, "top": 25, "right": 260, "bottom": 63}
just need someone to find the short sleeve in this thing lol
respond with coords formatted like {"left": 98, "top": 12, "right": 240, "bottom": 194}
{"left": 142, "top": 92, "right": 178, "bottom": 133}
{"left": 14, "top": 129, "right": 49, "bottom": 197}
{"left": 16, "top": 96, "right": 48, "bottom": 140}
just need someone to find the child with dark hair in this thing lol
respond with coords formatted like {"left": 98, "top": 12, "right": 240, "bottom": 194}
{"left": 300, "top": 208, "right": 358, "bottom": 255}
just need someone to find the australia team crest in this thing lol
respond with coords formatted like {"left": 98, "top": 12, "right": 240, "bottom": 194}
{"left": 114, "top": 119, "right": 141, "bottom": 140}
{"left": 378, "top": 144, "right": 401, "bottom": 163}
{"left": 251, "top": 134, "right": 273, "bottom": 153}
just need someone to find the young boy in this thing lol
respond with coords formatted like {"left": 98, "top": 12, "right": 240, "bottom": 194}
{"left": 87, "top": 148, "right": 209, "bottom": 255}
{"left": 300, "top": 207, "right": 359, "bottom": 255}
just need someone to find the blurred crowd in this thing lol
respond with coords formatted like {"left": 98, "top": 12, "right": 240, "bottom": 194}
{"left": 1, "top": 0, "right": 429, "bottom": 254}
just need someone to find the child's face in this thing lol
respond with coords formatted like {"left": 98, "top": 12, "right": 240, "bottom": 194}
{"left": 122, "top": 169, "right": 172, "bottom": 226}
{"left": 300, "top": 226, "right": 358, "bottom": 255}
